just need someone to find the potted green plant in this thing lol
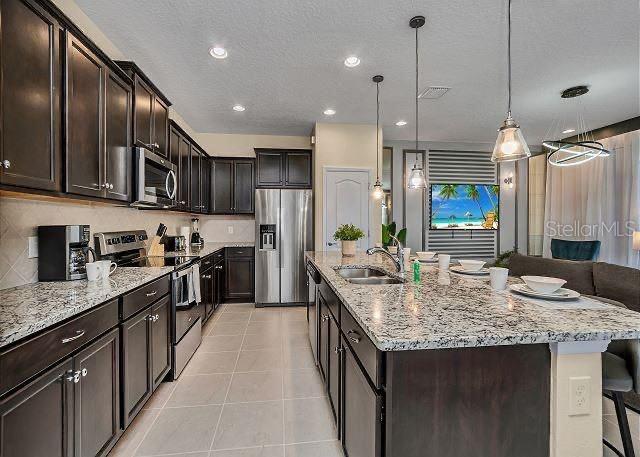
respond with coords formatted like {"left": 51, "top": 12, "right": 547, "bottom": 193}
{"left": 333, "top": 224, "right": 365, "bottom": 257}
{"left": 381, "top": 222, "right": 407, "bottom": 254}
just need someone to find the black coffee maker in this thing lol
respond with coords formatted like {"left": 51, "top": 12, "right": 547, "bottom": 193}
{"left": 190, "top": 218, "right": 204, "bottom": 247}
{"left": 38, "top": 225, "right": 94, "bottom": 281}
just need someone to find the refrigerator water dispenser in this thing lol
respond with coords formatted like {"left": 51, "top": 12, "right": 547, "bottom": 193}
{"left": 259, "top": 224, "right": 277, "bottom": 250}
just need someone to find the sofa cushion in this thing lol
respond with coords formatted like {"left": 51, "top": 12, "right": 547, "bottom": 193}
{"left": 507, "top": 253, "right": 595, "bottom": 295}
{"left": 593, "top": 262, "right": 640, "bottom": 312}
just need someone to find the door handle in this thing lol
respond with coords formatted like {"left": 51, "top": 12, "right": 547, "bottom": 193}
{"left": 327, "top": 242, "right": 337, "bottom": 246}
{"left": 347, "top": 329, "right": 361, "bottom": 344}
{"left": 321, "top": 314, "right": 330, "bottom": 322}
{"left": 61, "top": 330, "right": 85, "bottom": 344}
{"left": 146, "top": 291, "right": 157, "bottom": 297}
{"left": 1, "top": 160, "right": 10, "bottom": 169}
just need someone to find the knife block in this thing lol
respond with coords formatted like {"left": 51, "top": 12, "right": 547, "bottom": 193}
{"left": 148, "top": 236, "right": 164, "bottom": 257}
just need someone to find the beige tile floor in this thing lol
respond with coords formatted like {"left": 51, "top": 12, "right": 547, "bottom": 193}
{"left": 109, "top": 304, "right": 344, "bottom": 457}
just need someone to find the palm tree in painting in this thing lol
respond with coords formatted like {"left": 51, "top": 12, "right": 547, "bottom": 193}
{"left": 483, "top": 184, "right": 500, "bottom": 218}
{"left": 465, "top": 185, "right": 486, "bottom": 220}
{"left": 431, "top": 184, "right": 458, "bottom": 219}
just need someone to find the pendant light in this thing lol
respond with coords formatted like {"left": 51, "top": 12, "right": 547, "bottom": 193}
{"left": 491, "top": 0, "right": 530, "bottom": 163}
{"left": 372, "top": 75, "right": 385, "bottom": 199}
{"left": 543, "top": 85, "right": 612, "bottom": 167}
{"left": 407, "top": 16, "right": 427, "bottom": 189}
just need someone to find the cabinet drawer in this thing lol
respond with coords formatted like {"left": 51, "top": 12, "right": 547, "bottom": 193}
{"left": 340, "top": 304, "right": 383, "bottom": 389}
{"left": 225, "top": 247, "right": 254, "bottom": 258}
{"left": 200, "top": 255, "right": 214, "bottom": 269}
{"left": 319, "top": 281, "right": 339, "bottom": 320}
{"left": 212, "top": 250, "right": 224, "bottom": 262}
{"left": 122, "top": 276, "right": 170, "bottom": 320}
{"left": 0, "top": 298, "right": 118, "bottom": 395}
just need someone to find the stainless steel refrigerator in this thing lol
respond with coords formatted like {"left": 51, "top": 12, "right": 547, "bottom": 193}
{"left": 255, "top": 189, "right": 313, "bottom": 306}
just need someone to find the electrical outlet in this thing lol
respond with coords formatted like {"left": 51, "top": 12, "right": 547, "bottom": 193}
{"left": 569, "top": 376, "right": 591, "bottom": 416}
{"left": 28, "top": 236, "right": 38, "bottom": 258}
{"left": 227, "top": 226, "right": 234, "bottom": 234}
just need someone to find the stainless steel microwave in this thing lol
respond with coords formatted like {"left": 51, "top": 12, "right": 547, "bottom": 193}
{"left": 132, "top": 147, "right": 177, "bottom": 208}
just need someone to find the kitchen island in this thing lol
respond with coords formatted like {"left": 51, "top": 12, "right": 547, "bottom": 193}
{"left": 305, "top": 251, "right": 640, "bottom": 457}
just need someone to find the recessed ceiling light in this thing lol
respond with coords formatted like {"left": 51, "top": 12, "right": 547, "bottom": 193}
{"left": 233, "top": 104, "right": 245, "bottom": 112}
{"left": 323, "top": 109, "right": 336, "bottom": 116}
{"left": 344, "top": 56, "right": 360, "bottom": 67}
{"left": 396, "top": 120, "right": 407, "bottom": 126}
{"left": 562, "top": 128, "right": 575, "bottom": 134}
{"left": 209, "top": 46, "right": 228, "bottom": 59}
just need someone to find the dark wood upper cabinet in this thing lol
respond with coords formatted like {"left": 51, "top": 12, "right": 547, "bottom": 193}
{"left": 201, "top": 157, "right": 211, "bottom": 214}
{"left": 191, "top": 148, "right": 201, "bottom": 213}
{"left": 211, "top": 159, "right": 234, "bottom": 213}
{"left": 73, "top": 329, "right": 121, "bottom": 457}
{"left": 0, "top": 0, "right": 62, "bottom": 192}
{"left": 104, "top": 72, "right": 132, "bottom": 202}
{"left": 66, "top": 33, "right": 104, "bottom": 198}
{"left": 256, "top": 150, "right": 284, "bottom": 187}
{"left": 116, "top": 61, "right": 171, "bottom": 158}
{"left": 234, "top": 160, "right": 255, "bottom": 213}
{"left": 179, "top": 137, "right": 191, "bottom": 209}
{"left": 255, "top": 149, "right": 312, "bottom": 189}
{"left": 133, "top": 78, "right": 153, "bottom": 149}
{"left": 0, "top": 357, "right": 73, "bottom": 457}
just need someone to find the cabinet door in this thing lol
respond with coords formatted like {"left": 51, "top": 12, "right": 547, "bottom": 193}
{"left": 151, "top": 296, "right": 171, "bottom": 389}
{"left": 191, "top": 148, "right": 201, "bottom": 213}
{"left": 285, "top": 151, "right": 312, "bottom": 188}
{"left": 201, "top": 157, "right": 211, "bottom": 214}
{"left": 256, "top": 151, "right": 283, "bottom": 187}
{"left": 0, "top": 357, "right": 73, "bottom": 457}
{"left": 318, "top": 293, "right": 329, "bottom": 382}
{"left": 179, "top": 137, "right": 191, "bottom": 210}
{"left": 121, "top": 308, "right": 152, "bottom": 426}
{"left": 328, "top": 313, "right": 340, "bottom": 425}
{"left": 201, "top": 266, "right": 214, "bottom": 321}
{"left": 66, "top": 33, "right": 104, "bottom": 198}
{"left": 152, "top": 97, "right": 169, "bottom": 158}
{"left": 0, "top": 0, "right": 61, "bottom": 191}
{"left": 224, "top": 257, "right": 255, "bottom": 300}
{"left": 104, "top": 71, "right": 132, "bottom": 202}
{"left": 169, "top": 126, "right": 181, "bottom": 202}
{"left": 214, "top": 260, "right": 224, "bottom": 310}
{"left": 133, "top": 78, "right": 153, "bottom": 149}
{"left": 73, "top": 329, "right": 120, "bottom": 457}
{"left": 234, "top": 160, "right": 254, "bottom": 214}
{"left": 342, "top": 338, "right": 382, "bottom": 457}
{"left": 212, "top": 159, "right": 234, "bottom": 213}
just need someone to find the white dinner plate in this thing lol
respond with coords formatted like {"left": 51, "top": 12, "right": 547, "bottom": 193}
{"left": 450, "top": 265, "right": 489, "bottom": 276}
{"left": 509, "top": 283, "right": 581, "bottom": 301}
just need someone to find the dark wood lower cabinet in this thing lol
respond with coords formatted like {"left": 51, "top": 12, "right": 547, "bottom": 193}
{"left": 121, "top": 308, "right": 152, "bottom": 426}
{"left": 318, "top": 293, "right": 329, "bottom": 382}
{"left": 151, "top": 296, "right": 171, "bottom": 389}
{"left": 342, "top": 337, "right": 382, "bottom": 457}
{"left": 74, "top": 329, "right": 121, "bottom": 457}
{"left": 224, "top": 254, "right": 254, "bottom": 302}
{"left": 328, "top": 313, "right": 340, "bottom": 426}
{"left": 0, "top": 358, "right": 74, "bottom": 457}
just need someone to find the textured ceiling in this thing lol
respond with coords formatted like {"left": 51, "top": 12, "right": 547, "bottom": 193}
{"left": 76, "top": 0, "right": 639, "bottom": 143}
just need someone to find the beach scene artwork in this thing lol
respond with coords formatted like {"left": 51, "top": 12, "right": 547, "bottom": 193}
{"left": 430, "top": 184, "right": 500, "bottom": 230}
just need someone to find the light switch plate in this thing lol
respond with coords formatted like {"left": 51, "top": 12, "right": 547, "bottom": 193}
{"left": 28, "top": 236, "right": 38, "bottom": 258}
{"left": 227, "top": 226, "right": 234, "bottom": 234}
{"left": 569, "top": 376, "right": 591, "bottom": 416}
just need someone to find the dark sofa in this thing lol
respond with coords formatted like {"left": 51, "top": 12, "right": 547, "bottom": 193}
{"left": 508, "top": 253, "right": 640, "bottom": 311}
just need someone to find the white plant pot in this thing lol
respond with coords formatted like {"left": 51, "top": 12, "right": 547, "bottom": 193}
{"left": 341, "top": 240, "right": 356, "bottom": 257}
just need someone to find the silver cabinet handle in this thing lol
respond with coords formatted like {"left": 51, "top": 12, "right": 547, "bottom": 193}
{"left": 180, "top": 201, "right": 186, "bottom": 205}
{"left": 67, "top": 370, "right": 81, "bottom": 383}
{"left": 146, "top": 291, "right": 157, "bottom": 297}
{"left": 81, "top": 368, "right": 88, "bottom": 377}
{"left": 347, "top": 329, "right": 361, "bottom": 344}
{"left": 1, "top": 159, "right": 10, "bottom": 169}
{"left": 154, "top": 143, "right": 159, "bottom": 148}
{"left": 202, "top": 274, "right": 212, "bottom": 279}
{"left": 215, "top": 265, "right": 223, "bottom": 270}
{"left": 334, "top": 346, "right": 344, "bottom": 354}
{"left": 321, "top": 314, "right": 330, "bottom": 322}
{"left": 155, "top": 314, "right": 159, "bottom": 322}
{"left": 62, "top": 330, "right": 85, "bottom": 344}
{"left": 109, "top": 183, "right": 114, "bottom": 190}
{"left": 148, "top": 314, "right": 154, "bottom": 321}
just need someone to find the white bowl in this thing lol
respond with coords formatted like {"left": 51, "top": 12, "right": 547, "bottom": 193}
{"left": 521, "top": 276, "right": 567, "bottom": 294}
{"left": 416, "top": 251, "right": 436, "bottom": 260}
{"left": 458, "top": 260, "right": 486, "bottom": 271}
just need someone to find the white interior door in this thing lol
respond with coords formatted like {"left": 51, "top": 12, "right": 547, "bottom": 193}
{"left": 323, "top": 168, "right": 370, "bottom": 251}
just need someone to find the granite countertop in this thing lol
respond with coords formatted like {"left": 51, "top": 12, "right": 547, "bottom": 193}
{"left": 305, "top": 251, "right": 640, "bottom": 351}
{"left": 0, "top": 267, "right": 173, "bottom": 349}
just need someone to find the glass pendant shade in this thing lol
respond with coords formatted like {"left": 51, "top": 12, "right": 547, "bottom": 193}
{"left": 491, "top": 114, "right": 531, "bottom": 163}
{"left": 372, "top": 179, "right": 384, "bottom": 200}
{"left": 408, "top": 164, "right": 426, "bottom": 189}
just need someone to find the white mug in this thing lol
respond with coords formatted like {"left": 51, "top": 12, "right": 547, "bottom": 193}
{"left": 86, "top": 262, "right": 103, "bottom": 281}
{"left": 403, "top": 248, "right": 411, "bottom": 265}
{"left": 438, "top": 254, "right": 451, "bottom": 270}
{"left": 98, "top": 260, "right": 117, "bottom": 279}
{"left": 489, "top": 267, "right": 509, "bottom": 290}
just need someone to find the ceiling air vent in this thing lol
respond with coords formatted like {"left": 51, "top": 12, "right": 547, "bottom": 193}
{"left": 418, "top": 86, "right": 451, "bottom": 99}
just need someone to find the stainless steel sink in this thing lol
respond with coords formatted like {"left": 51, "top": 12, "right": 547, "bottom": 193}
{"left": 347, "top": 277, "right": 404, "bottom": 285}
{"left": 336, "top": 268, "right": 386, "bottom": 279}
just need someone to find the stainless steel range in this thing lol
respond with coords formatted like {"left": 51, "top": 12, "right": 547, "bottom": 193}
{"left": 94, "top": 230, "right": 203, "bottom": 379}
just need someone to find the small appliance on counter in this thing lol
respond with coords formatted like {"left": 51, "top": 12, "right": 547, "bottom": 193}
{"left": 190, "top": 218, "right": 204, "bottom": 247}
{"left": 38, "top": 225, "right": 93, "bottom": 281}
{"left": 163, "top": 235, "right": 187, "bottom": 252}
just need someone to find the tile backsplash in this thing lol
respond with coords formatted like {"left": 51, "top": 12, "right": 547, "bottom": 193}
{"left": 0, "top": 195, "right": 255, "bottom": 289}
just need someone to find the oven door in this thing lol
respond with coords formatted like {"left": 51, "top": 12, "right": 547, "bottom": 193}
{"left": 172, "top": 266, "right": 202, "bottom": 342}
{"left": 133, "top": 147, "right": 177, "bottom": 208}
